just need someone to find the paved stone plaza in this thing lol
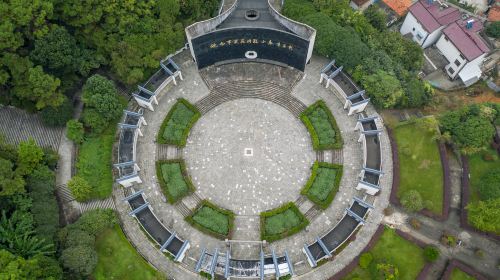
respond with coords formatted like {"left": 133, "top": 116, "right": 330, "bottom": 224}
{"left": 113, "top": 49, "right": 393, "bottom": 280}
{"left": 184, "top": 99, "right": 315, "bottom": 214}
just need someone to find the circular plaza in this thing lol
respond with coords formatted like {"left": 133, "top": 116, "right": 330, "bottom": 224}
{"left": 184, "top": 99, "right": 315, "bottom": 214}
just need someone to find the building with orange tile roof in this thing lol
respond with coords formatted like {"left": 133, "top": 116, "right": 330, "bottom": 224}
{"left": 381, "top": 0, "right": 412, "bottom": 17}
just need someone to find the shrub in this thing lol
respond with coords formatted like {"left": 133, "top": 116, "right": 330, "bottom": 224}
{"left": 423, "top": 246, "right": 439, "bottom": 262}
{"left": 300, "top": 100, "right": 342, "bottom": 150}
{"left": 409, "top": 218, "right": 421, "bottom": 230}
{"left": 42, "top": 148, "right": 59, "bottom": 170}
{"left": 186, "top": 200, "right": 234, "bottom": 239}
{"left": 383, "top": 207, "right": 394, "bottom": 216}
{"left": 17, "top": 138, "right": 44, "bottom": 175}
{"left": 65, "top": 229, "right": 95, "bottom": 248}
{"left": 485, "top": 21, "right": 500, "bottom": 38}
{"left": 66, "top": 120, "right": 84, "bottom": 144}
{"left": 475, "top": 248, "right": 485, "bottom": 258}
{"left": 73, "top": 208, "right": 117, "bottom": 236}
{"left": 401, "top": 190, "right": 423, "bottom": 212}
{"left": 157, "top": 98, "right": 200, "bottom": 146}
{"left": 260, "top": 202, "right": 309, "bottom": 242}
{"left": 478, "top": 170, "right": 500, "bottom": 200}
{"left": 466, "top": 198, "right": 500, "bottom": 234}
{"left": 359, "top": 252, "right": 373, "bottom": 269}
{"left": 376, "top": 262, "right": 399, "bottom": 279}
{"left": 61, "top": 245, "right": 97, "bottom": 277}
{"left": 301, "top": 162, "right": 343, "bottom": 209}
{"left": 67, "top": 176, "right": 92, "bottom": 202}
{"left": 82, "top": 75, "right": 123, "bottom": 124}
{"left": 155, "top": 160, "right": 195, "bottom": 203}
{"left": 41, "top": 98, "right": 73, "bottom": 127}
{"left": 440, "top": 232, "right": 457, "bottom": 247}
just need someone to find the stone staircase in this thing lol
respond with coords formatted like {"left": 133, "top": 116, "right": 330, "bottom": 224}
{"left": 56, "top": 184, "right": 75, "bottom": 203}
{"left": 194, "top": 81, "right": 307, "bottom": 117}
{"left": 294, "top": 195, "right": 308, "bottom": 208}
{"left": 316, "top": 150, "right": 325, "bottom": 162}
{"left": 156, "top": 144, "right": 181, "bottom": 160}
{"left": 305, "top": 205, "right": 321, "bottom": 221}
{"left": 79, "top": 197, "right": 116, "bottom": 213}
{"left": 175, "top": 201, "right": 192, "bottom": 217}
{"left": 331, "top": 149, "right": 343, "bottom": 165}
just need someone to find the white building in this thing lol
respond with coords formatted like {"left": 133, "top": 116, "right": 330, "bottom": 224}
{"left": 400, "top": 0, "right": 460, "bottom": 48}
{"left": 435, "top": 20, "right": 490, "bottom": 86}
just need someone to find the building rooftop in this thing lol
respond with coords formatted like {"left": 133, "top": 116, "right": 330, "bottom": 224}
{"left": 382, "top": 0, "right": 412, "bottom": 17}
{"left": 443, "top": 19, "right": 490, "bottom": 61}
{"left": 488, "top": 4, "right": 500, "bottom": 22}
{"left": 409, "top": 0, "right": 461, "bottom": 33}
{"left": 217, "top": 0, "right": 289, "bottom": 32}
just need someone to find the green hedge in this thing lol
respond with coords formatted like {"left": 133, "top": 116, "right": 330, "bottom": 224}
{"left": 301, "top": 162, "right": 343, "bottom": 209}
{"left": 260, "top": 202, "right": 309, "bottom": 242}
{"left": 157, "top": 98, "right": 200, "bottom": 147}
{"left": 186, "top": 200, "right": 235, "bottom": 239}
{"left": 300, "top": 100, "right": 342, "bottom": 150}
{"left": 155, "top": 159, "right": 195, "bottom": 204}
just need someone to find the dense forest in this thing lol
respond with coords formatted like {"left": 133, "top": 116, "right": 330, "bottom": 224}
{"left": 0, "top": 0, "right": 219, "bottom": 117}
{"left": 283, "top": 0, "right": 433, "bottom": 109}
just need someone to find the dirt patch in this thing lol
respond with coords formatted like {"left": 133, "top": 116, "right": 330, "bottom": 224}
{"left": 418, "top": 159, "right": 431, "bottom": 169}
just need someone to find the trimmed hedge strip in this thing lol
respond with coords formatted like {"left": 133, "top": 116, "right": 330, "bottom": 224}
{"left": 157, "top": 98, "right": 200, "bottom": 147}
{"left": 155, "top": 159, "right": 195, "bottom": 204}
{"left": 301, "top": 161, "right": 343, "bottom": 209}
{"left": 260, "top": 202, "right": 309, "bottom": 242}
{"left": 186, "top": 200, "right": 235, "bottom": 240}
{"left": 300, "top": 100, "right": 342, "bottom": 150}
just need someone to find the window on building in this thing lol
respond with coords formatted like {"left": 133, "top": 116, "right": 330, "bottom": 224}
{"left": 416, "top": 33, "right": 423, "bottom": 40}
{"left": 448, "top": 67, "right": 455, "bottom": 74}
{"left": 459, "top": 54, "right": 465, "bottom": 60}
{"left": 444, "top": 36, "right": 449, "bottom": 41}
{"left": 454, "top": 59, "right": 461, "bottom": 67}
{"left": 412, "top": 27, "right": 416, "bottom": 31}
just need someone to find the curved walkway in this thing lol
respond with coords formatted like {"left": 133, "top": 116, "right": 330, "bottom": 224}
{"left": 112, "top": 51, "right": 393, "bottom": 280}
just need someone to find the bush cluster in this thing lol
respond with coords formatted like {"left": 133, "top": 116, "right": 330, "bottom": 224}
{"left": 155, "top": 160, "right": 195, "bottom": 203}
{"left": 186, "top": 200, "right": 235, "bottom": 239}
{"left": 260, "top": 202, "right": 309, "bottom": 242}
{"left": 158, "top": 98, "right": 201, "bottom": 146}
{"left": 300, "top": 100, "right": 342, "bottom": 150}
{"left": 301, "top": 161, "right": 343, "bottom": 209}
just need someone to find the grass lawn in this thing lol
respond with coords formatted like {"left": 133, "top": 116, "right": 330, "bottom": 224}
{"left": 260, "top": 202, "right": 309, "bottom": 242}
{"left": 450, "top": 268, "right": 475, "bottom": 280}
{"left": 301, "top": 162, "right": 343, "bottom": 209}
{"left": 157, "top": 99, "right": 200, "bottom": 146}
{"left": 300, "top": 100, "right": 342, "bottom": 150}
{"left": 343, "top": 227, "right": 426, "bottom": 280}
{"left": 156, "top": 160, "right": 194, "bottom": 203}
{"left": 76, "top": 122, "right": 116, "bottom": 199}
{"left": 93, "top": 225, "right": 163, "bottom": 280}
{"left": 394, "top": 121, "right": 443, "bottom": 214}
{"left": 186, "top": 200, "right": 234, "bottom": 239}
{"left": 467, "top": 147, "right": 499, "bottom": 203}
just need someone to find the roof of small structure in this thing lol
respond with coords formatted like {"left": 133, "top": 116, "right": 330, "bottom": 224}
{"left": 382, "top": 0, "right": 412, "bottom": 17}
{"left": 442, "top": 20, "right": 490, "bottom": 61}
{"left": 408, "top": 0, "right": 461, "bottom": 33}
{"left": 217, "top": 0, "right": 289, "bottom": 32}
{"left": 351, "top": 0, "right": 371, "bottom": 7}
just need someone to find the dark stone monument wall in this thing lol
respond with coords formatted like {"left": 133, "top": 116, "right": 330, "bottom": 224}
{"left": 191, "top": 28, "right": 309, "bottom": 71}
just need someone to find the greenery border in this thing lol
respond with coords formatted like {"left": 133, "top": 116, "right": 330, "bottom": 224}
{"left": 260, "top": 202, "right": 309, "bottom": 242}
{"left": 300, "top": 100, "right": 343, "bottom": 150}
{"left": 185, "top": 200, "right": 235, "bottom": 240}
{"left": 155, "top": 159, "right": 195, "bottom": 204}
{"left": 157, "top": 98, "right": 201, "bottom": 146}
{"left": 301, "top": 161, "right": 343, "bottom": 209}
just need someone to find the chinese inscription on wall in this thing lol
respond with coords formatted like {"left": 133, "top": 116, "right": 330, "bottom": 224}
{"left": 209, "top": 38, "right": 294, "bottom": 51}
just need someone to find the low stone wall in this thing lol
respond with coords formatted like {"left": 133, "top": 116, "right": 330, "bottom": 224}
{"left": 441, "top": 259, "right": 489, "bottom": 280}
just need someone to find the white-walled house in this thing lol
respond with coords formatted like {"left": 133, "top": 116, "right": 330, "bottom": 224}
{"left": 400, "top": 0, "right": 460, "bottom": 48}
{"left": 435, "top": 20, "right": 490, "bottom": 86}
